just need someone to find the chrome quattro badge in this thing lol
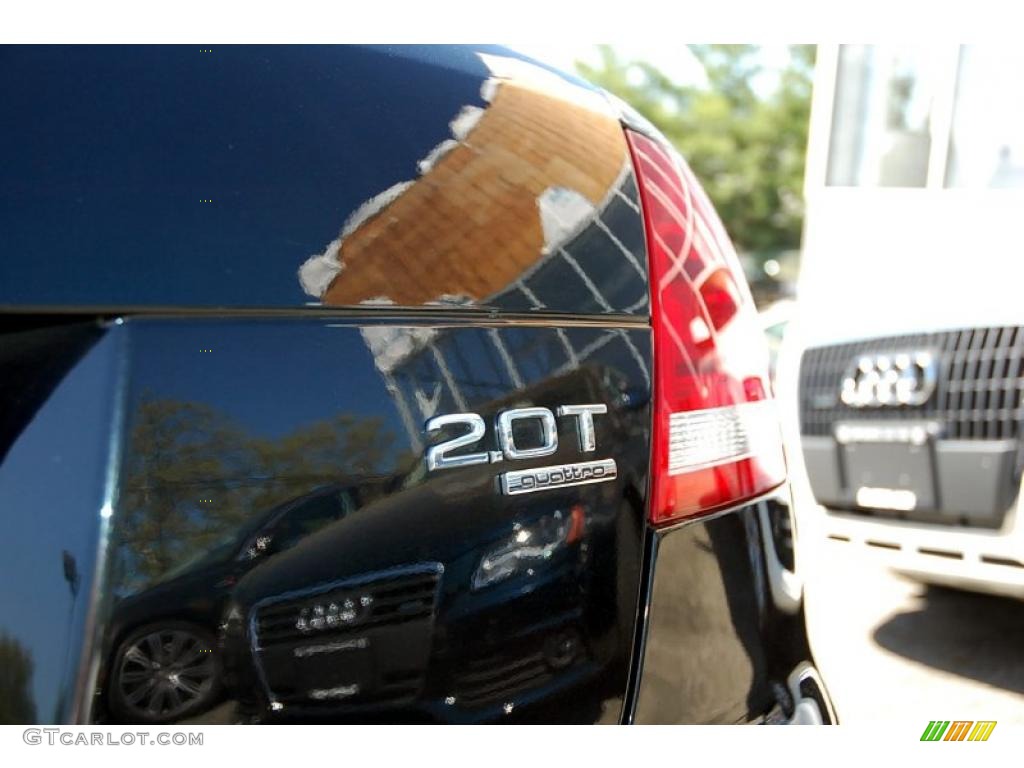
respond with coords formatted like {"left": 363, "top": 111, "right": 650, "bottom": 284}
{"left": 501, "top": 458, "right": 618, "bottom": 495}
{"left": 424, "top": 404, "right": 617, "bottom": 494}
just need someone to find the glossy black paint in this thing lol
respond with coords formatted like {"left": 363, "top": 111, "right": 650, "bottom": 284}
{"left": 79, "top": 317, "right": 648, "bottom": 724}
{"left": 0, "top": 320, "right": 120, "bottom": 723}
{"left": 0, "top": 45, "right": 483, "bottom": 308}
{"left": 0, "top": 45, "right": 645, "bottom": 315}
{"left": 631, "top": 497, "right": 820, "bottom": 724}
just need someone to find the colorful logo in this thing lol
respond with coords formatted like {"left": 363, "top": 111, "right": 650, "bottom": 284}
{"left": 921, "top": 721, "right": 997, "bottom": 741}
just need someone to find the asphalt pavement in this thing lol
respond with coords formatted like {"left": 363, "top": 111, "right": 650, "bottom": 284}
{"left": 802, "top": 536, "right": 1024, "bottom": 725}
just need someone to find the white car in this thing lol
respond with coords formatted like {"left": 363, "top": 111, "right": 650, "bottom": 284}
{"left": 779, "top": 44, "right": 1024, "bottom": 599}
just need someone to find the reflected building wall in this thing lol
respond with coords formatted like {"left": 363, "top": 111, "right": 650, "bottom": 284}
{"left": 315, "top": 74, "right": 637, "bottom": 309}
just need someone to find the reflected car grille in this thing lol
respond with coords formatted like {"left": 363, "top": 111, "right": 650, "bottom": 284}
{"left": 255, "top": 568, "right": 442, "bottom": 648}
{"left": 799, "top": 326, "right": 1024, "bottom": 440}
{"left": 251, "top": 565, "right": 443, "bottom": 709}
{"left": 451, "top": 628, "right": 585, "bottom": 707}
{"left": 453, "top": 649, "right": 553, "bottom": 707}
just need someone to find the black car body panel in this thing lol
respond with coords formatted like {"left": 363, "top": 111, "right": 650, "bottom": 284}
{"left": 0, "top": 44, "right": 828, "bottom": 725}
{"left": 0, "top": 44, "right": 647, "bottom": 316}
{"left": 633, "top": 500, "right": 815, "bottom": 724}
{"left": 108, "top": 318, "right": 651, "bottom": 723}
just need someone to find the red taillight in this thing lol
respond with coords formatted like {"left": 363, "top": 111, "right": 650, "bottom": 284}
{"left": 626, "top": 129, "right": 786, "bottom": 526}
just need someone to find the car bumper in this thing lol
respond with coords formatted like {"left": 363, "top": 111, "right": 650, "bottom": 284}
{"left": 819, "top": 502, "right": 1024, "bottom": 599}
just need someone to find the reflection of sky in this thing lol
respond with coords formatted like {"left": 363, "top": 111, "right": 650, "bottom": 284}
{"left": 0, "top": 45, "right": 492, "bottom": 307}
{"left": 126, "top": 319, "right": 406, "bottom": 446}
{"left": 0, "top": 331, "right": 119, "bottom": 722}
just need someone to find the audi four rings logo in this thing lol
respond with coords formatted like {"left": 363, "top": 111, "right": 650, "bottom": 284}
{"left": 840, "top": 351, "right": 938, "bottom": 408}
{"left": 424, "top": 404, "right": 617, "bottom": 494}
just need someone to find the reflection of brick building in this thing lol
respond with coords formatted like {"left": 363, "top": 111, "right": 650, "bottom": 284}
{"left": 311, "top": 73, "right": 635, "bottom": 309}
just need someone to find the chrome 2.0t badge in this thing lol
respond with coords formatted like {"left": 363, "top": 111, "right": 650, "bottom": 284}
{"left": 424, "top": 404, "right": 617, "bottom": 495}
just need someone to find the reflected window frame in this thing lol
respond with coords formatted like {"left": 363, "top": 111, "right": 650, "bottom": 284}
{"left": 813, "top": 44, "right": 987, "bottom": 192}
{"left": 944, "top": 45, "right": 1024, "bottom": 190}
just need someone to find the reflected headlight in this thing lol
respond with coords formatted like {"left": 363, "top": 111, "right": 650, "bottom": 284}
{"left": 472, "top": 505, "right": 585, "bottom": 590}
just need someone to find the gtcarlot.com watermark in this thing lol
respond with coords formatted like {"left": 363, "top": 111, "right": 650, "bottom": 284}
{"left": 23, "top": 728, "right": 203, "bottom": 747}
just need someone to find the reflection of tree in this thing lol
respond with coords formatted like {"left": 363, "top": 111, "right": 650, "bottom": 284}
{"left": 0, "top": 633, "right": 37, "bottom": 724}
{"left": 112, "top": 396, "right": 403, "bottom": 593}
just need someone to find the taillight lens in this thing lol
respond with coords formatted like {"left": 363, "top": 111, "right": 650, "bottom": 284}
{"left": 626, "top": 129, "right": 786, "bottom": 526}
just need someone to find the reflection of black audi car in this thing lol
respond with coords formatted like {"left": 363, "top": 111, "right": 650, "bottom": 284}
{"left": 222, "top": 466, "right": 625, "bottom": 723}
{"left": 1, "top": 45, "right": 833, "bottom": 725}
{"left": 101, "top": 484, "right": 381, "bottom": 722}
{"left": 218, "top": 366, "right": 638, "bottom": 722}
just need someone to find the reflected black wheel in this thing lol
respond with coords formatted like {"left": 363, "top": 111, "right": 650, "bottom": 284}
{"left": 109, "top": 622, "right": 222, "bottom": 724}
